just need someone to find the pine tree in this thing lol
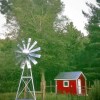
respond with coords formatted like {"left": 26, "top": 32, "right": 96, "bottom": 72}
{"left": 83, "top": 3, "right": 100, "bottom": 80}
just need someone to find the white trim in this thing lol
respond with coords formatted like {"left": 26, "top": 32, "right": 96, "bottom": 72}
{"left": 55, "top": 81, "right": 57, "bottom": 94}
{"left": 63, "top": 81, "right": 69, "bottom": 87}
{"left": 77, "top": 72, "right": 87, "bottom": 80}
{"left": 77, "top": 79, "right": 82, "bottom": 94}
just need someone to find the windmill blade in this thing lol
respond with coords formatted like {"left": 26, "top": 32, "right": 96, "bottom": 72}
{"left": 20, "top": 61, "right": 26, "bottom": 69}
{"left": 15, "top": 50, "right": 22, "bottom": 53}
{"left": 29, "top": 53, "right": 41, "bottom": 58}
{"left": 27, "top": 38, "right": 31, "bottom": 49}
{"left": 16, "top": 57, "right": 23, "bottom": 65}
{"left": 15, "top": 38, "right": 41, "bottom": 68}
{"left": 29, "top": 41, "right": 37, "bottom": 50}
{"left": 26, "top": 60, "right": 31, "bottom": 69}
{"left": 16, "top": 54, "right": 21, "bottom": 58}
{"left": 28, "top": 56, "right": 38, "bottom": 65}
{"left": 17, "top": 44, "right": 23, "bottom": 51}
{"left": 22, "top": 40, "right": 26, "bottom": 49}
{"left": 30, "top": 47, "right": 41, "bottom": 53}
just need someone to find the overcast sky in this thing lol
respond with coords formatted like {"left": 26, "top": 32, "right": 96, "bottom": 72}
{"left": 0, "top": 14, "right": 6, "bottom": 39}
{"left": 0, "top": 0, "right": 97, "bottom": 38}
{"left": 61, "top": 0, "right": 97, "bottom": 35}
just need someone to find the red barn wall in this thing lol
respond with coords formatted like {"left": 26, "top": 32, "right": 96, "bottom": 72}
{"left": 56, "top": 80, "right": 77, "bottom": 95}
{"left": 78, "top": 74, "right": 86, "bottom": 95}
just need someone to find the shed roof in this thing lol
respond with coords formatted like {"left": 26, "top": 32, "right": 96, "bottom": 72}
{"left": 54, "top": 71, "right": 85, "bottom": 80}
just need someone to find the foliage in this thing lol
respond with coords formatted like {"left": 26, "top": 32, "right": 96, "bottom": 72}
{"left": 64, "top": 22, "right": 85, "bottom": 69}
{"left": 10, "top": 0, "right": 63, "bottom": 37}
{"left": 96, "top": 0, "right": 100, "bottom": 3}
{"left": 82, "top": 2, "right": 100, "bottom": 80}
{"left": 0, "top": 0, "right": 99, "bottom": 94}
{"left": 0, "top": 39, "right": 20, "bottom": 92}
{"left": 0, "top": 0, "right": 12, "bottom": 14}
{"left": 0, "top": 0, "right": 86, "bottom": 93}
{"left": 0, "top": 25, "right": 84, "bottom": 92}
{"left": 88, "top": 80, "right": 100, "bottom": 100}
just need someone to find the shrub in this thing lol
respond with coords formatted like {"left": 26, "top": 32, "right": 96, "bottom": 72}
{"left": 88, "top": 80, "right": 100, "bottom": 100}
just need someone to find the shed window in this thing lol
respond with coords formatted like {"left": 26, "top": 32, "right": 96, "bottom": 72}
{"left": 63, "top": 81, "right": 69, "bottom": 87}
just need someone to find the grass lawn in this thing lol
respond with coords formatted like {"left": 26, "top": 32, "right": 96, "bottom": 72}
{"left": 0, "top": 93, "right": 88, "bottom": 100}
{"left": 0, "top": 93, "right": 15, "bottom": 100}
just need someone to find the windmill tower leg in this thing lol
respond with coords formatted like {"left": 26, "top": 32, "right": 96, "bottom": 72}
{"left": 15, "top": 68, "right": 25, "bottom": 100}
{"left": 30, "top": 69, "right": 36, "bottom": 100}
{"left": 15, "top": 68, "right": 36, "bottom": 100}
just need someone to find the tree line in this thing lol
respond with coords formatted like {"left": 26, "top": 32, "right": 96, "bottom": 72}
{"left": 0, "top": 0, "right": 100, "bottom": 92}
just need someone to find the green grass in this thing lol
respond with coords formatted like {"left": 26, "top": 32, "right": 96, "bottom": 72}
{"left": 0, "top": 93, "right": 15, "bottom": 100}
{"left": 0, "top": 93, "right": 88, "bottom": 100}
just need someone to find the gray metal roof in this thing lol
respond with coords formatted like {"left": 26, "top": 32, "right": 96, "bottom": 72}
{"left": 55, "top": 71, "right": 83, "bottom": 80}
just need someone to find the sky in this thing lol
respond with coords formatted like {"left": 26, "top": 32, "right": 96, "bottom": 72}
{"left": 0, "top": 14, "right": 6, "bottom": 39}
{"left": 61, "top": 0, "right": 97, "bottom": 35}
{"left": 0, "top": 0, "right": 97, "bottom": 38}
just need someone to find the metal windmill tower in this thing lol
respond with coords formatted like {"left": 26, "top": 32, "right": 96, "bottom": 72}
{"left": 15, "top": 38, "right": 41, "bottom": 100}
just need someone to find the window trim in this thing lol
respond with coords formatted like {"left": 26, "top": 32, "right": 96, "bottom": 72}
{"left": 63, "top": 81, "right": 69, "bottom": 87}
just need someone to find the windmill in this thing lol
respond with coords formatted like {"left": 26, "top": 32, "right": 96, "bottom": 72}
{"left": 15, "top": 38, "right": 41, "bottom": 100}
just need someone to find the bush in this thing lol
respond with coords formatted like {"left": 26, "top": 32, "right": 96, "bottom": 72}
{"left": 88, "top": 80, "right": 100, "bottom": 100}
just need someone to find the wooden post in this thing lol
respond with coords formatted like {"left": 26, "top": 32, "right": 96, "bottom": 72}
{"left": 40, "top": 72, "right": 46, "bottom": 100}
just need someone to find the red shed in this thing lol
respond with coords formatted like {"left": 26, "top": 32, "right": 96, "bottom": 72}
{"left": 54, "top": 71, "right": 87, "bottom": 95}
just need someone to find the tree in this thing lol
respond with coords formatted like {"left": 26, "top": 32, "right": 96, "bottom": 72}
{"left": 0, "top": 0, "right": 12, "bottom": 14}
{"left": 82, "top": 2, "right": 100, "bottom": 80}
{"left": 64, "top": 22, "right": 85, "bottom": 70}
{"left": 0, "top": 0, "right": 68, "bottom": 92}
{"left": 96, "top": 0, "right": 100, "bottom": 3}
{"left": 0, "top": 0, "right": 85, "bottom": 92}
{"left": 9, "top": 0, "right": 63, "bottom": 37}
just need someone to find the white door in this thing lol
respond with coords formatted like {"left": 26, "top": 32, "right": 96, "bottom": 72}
{"left": 78, "top": 79, "right": 81, "bottom": 94}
